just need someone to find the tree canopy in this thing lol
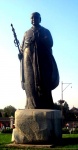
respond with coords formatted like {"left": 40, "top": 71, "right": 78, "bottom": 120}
{"left": 3, "top": 105, "right": 16, "bottom": 117}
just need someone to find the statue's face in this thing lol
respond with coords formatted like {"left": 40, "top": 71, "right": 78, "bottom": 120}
{"left": 31, "top": 13, "right": 41, "bottom": 27}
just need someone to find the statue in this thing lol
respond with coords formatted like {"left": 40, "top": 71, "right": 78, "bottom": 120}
{"left": 11, "top": 12, "right": 59, "bottom": 109}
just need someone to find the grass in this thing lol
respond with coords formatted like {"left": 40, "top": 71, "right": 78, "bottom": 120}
{"left": 59, "top": 134, "right": 78, "bottom": 149}
{"left": 63, "top": 133, "right": 78, "bottom": 138}
{"left": 0, "top": 133, "right": 12, "bottom": 150}
{"left": 0, "top": 133, "right": 12, "bottom": 144}
{"left": 0, "top": 133, "right": 78, "bottom": 149}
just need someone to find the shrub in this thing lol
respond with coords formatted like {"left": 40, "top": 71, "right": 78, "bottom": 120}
{"left": 62, "top": 128, "right": 69, "bottom": 134}
{"left": 71, "top": 128, "right": 78, "bottom": 134}
{"left": 1, "top": 128, "right": 13, "bottom": 133}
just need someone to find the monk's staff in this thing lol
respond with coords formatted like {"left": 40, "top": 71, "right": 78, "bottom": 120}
{"left": 11, "top": 23, "right": 24, "bottom": 89}
{"left": 11, "top": 23, "right": 20, "bottom": 52}
{"left": 11, "top": 24, "right": 23, "bottom": 60}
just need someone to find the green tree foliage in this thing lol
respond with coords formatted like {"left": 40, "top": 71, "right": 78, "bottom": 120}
{"left": 63, "top": 101, "right": 69, "bottom": 119}
{"left": 0, "top": 109, "right": 3, "bottom": 117}
{"left": 0, "top": 111, "right": 2, "bottom": 117}
{"left": 63, "top": 101, "right": 69, "bottom": 111}
{"left": 54, "top": 101, "right": 69, "bottom": 112}
{"left": 54, "top": 101, "right": 69, "bottom": 125}
{"left": 4, "top": 112, "right": 9, "bottom": 117}
{"left": 3, "top": 105, "right": 16, "bottom": 117}
{"left": 54, "top": 102, "right": 61, "bottom": 110}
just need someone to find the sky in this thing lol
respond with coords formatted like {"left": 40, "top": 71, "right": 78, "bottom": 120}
{"left": 0, "top": 0, "right": 78, "bottom": 109}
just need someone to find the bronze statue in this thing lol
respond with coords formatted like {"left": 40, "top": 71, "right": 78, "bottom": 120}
{"left": 11, "top": 12, "right": 59, "bottom": 109}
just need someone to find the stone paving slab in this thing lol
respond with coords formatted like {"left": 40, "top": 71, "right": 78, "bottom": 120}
{"left": 7, "top": 142, "right": 53, "bottom": 148}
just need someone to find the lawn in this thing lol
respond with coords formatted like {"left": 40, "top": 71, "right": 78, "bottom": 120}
{"left": 60, "top": 134, "right": 78, "bottom": 149}
{"left": 0, "top": 133, "right": 12, "bottom": 150}
{"left": 0, "top": 133, "right": 78, "bottom": 149}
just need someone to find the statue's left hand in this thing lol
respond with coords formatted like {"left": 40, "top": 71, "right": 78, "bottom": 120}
{"left": 18, "top": 53, "right": 23, "bottom": 60}
{"left": 31, "top": 32, "right": 39, "bottom": 42}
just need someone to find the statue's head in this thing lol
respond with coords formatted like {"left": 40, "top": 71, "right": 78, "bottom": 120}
{"left": 31, "top": 12, "right": 41, "bottom": 27}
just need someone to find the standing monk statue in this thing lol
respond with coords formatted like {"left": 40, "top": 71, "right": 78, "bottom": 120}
{"left": 18, "top": 12, "right": 59, "bottom": 109}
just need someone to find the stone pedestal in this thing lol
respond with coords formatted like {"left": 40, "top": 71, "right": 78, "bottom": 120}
{"left": 12, "top": 109, "right": 62, "bottom": 144}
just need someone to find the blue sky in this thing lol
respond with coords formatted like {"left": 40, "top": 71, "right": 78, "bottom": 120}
{"left": 0, "top": 0, "right": 78, "bottom": 109}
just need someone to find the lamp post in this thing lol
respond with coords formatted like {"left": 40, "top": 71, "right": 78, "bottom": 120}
{"left": 61, "top": 81, "right": 72, "bottom": 101}
{"left": 58, "top": 99, "right": 65, "bottom": 116}
{"left": 59, "top": 82, "right": 72, "bottom": 119}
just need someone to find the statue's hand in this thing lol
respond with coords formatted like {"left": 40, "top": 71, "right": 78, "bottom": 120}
{"left": 31, "top": 32, "right": 39, "bottom": 42}
{"left": 18, "top": 52, "right": 23, "bottom": 60}
{"left": 31, "top": 36, "right": 35, "bottom": 42}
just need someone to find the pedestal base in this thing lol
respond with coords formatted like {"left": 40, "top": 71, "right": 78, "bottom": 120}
{"left": 12, "top": 109, "right": 62, "bottom": 144}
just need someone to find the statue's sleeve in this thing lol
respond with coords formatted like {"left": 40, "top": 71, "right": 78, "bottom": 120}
{"left": 20, "top": 33, "right": 26, "bottom": 53}
{"left": 45, "top": 29, "right": 53, "bottom": 48}
{"left": 40, "top": 28, "right": 53, "bottom": 49}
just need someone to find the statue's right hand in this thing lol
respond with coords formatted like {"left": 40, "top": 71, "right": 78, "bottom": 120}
{"left": 18, "top": 53, "right": 23, "bottom": 60}
{"left": 31, "top": 36, "right": 35, "bottom": 42}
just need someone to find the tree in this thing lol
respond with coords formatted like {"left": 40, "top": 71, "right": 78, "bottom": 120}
{"left": 63, "top": 101, "right": 69, "bottom": 111}
{"left": 0, "top": 111, "right": 2, "bottom": 117}
{"left": 63, "top": 101, "right": 69, "bottom": 117}
{"left": 61, "top": 101, "right": 69, "bottom": 125}
{"left": 4, "top": 112, "right": 9, "bottom": 117}
{"left": 54, "top": 102, "right": 61, "bottom": 110}
{"left": 0, "top": 109, "right": 3, "bottom": 117}
{"left": 3, "top": 105, "right": 16, "bottom": 117}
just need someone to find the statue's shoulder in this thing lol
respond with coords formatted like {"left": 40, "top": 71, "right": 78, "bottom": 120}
{"left": 24, "top": 28, "right": 33, "bottom": 38}
{"left": 26, "top": 27, "right": 33, "bottom": 32}
{"left": 40, "top": 26, "right": 51, "bottom": 34}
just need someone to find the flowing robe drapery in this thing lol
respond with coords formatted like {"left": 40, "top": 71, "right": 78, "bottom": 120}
{"left": 20, "top": 25, "right": 59, "bottom": 108}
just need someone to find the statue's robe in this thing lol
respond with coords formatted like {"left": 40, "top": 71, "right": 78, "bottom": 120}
{"left": 20, "top": 25, "right": 59, "bottom": 109}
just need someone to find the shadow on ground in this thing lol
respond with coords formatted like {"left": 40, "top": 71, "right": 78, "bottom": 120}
{"left": 51, "top": 138, "right": 78, "bottom": 148}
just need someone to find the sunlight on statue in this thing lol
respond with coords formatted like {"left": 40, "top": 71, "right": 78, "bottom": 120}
{"left": 18, "top": 12, "right": 59, "bottom": 109}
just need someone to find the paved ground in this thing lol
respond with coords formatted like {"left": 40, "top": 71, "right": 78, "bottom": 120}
{"left": 7, "top": 142, "right": 53, "bottom": 148}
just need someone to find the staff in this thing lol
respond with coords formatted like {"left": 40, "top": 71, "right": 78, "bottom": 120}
{"left": 11, "top": 24, "right": 20, "bottom": 51}
{"left": 11, "top": 23, "right": 24, "bottom": 89}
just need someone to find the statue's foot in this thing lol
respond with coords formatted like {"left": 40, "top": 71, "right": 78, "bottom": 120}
{"left": 25, "top": 97, "right": 36, "bottom": 109}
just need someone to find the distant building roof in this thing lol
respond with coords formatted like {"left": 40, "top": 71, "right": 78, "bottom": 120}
{"left": 70, "top": 107, "right": 78, "bottom": 113}
{"left": 0, "top": 117, "right": 10, "bottom": 121}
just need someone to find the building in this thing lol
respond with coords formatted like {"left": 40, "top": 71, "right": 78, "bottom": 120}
{"left": 0, "top": 116, "right": 14, "bottom": 129}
